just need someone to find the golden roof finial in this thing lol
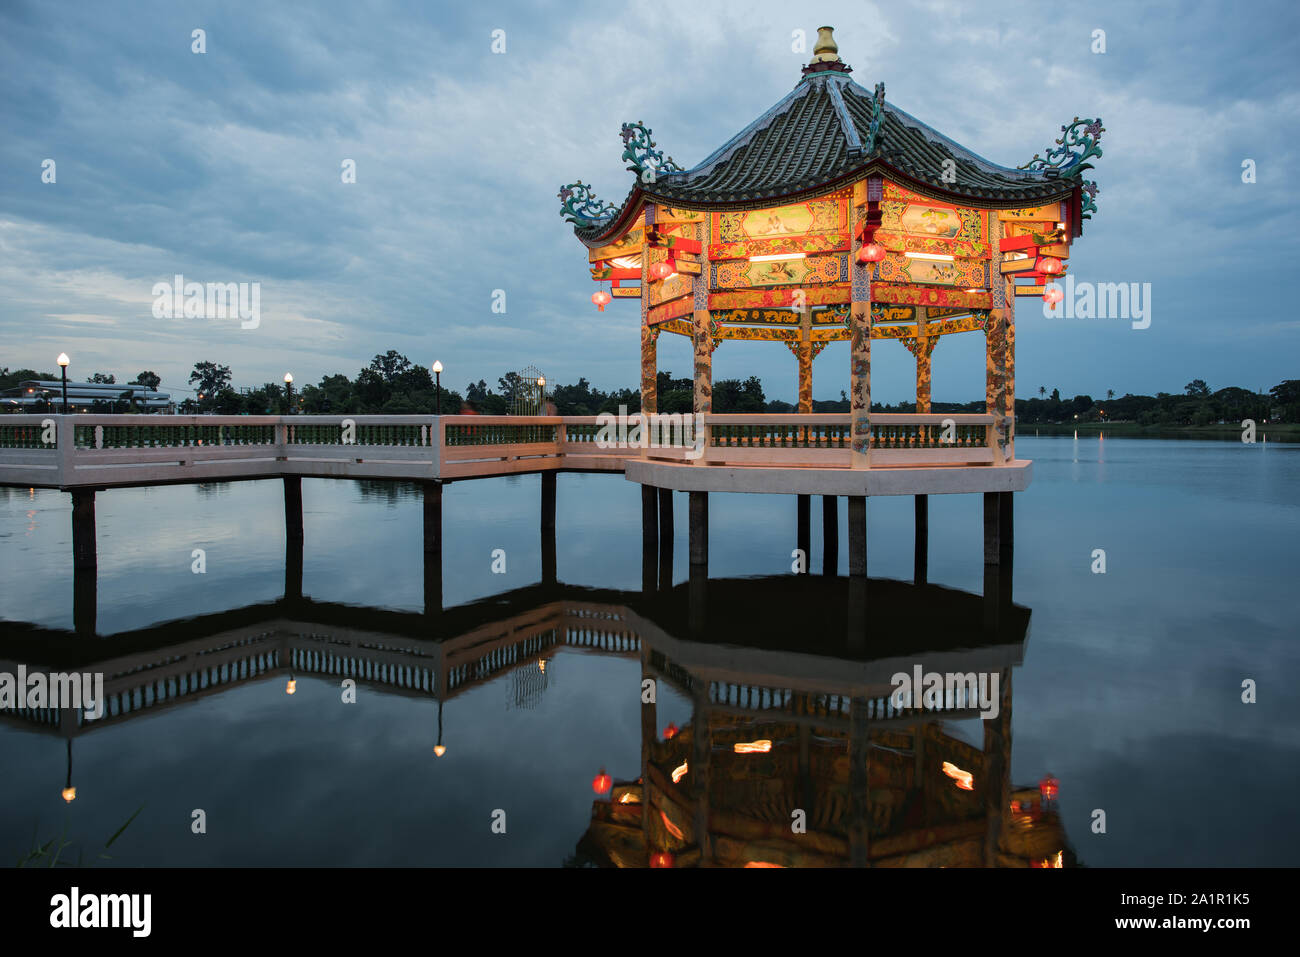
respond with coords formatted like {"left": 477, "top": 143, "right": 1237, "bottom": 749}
{"left": 812, "top": 26, "right": 840, "bottom": 63}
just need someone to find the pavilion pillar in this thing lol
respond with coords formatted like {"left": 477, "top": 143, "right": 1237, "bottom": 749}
{"left": 986, "top": 310, "right": 1009, "bottom": 464}
{"left": 915, "top": 333, "right": 934, "bottom": 414}
{"left": 1004, "top": 275, "right": 1017, "bottom": 460}
{"left": 640, "top": 647, "right": 657, "bottom": 853}
{"left": 640, "top": 323, "right": 657, "bottom": 415}
{"left": 798, "top": 307, "right": 813, "bottom": 413}
{"left": 692, "top": 309, "right": 712, "bottom": 414}
{"left": 849, "top": 179, "right": 875, "bottom": 468}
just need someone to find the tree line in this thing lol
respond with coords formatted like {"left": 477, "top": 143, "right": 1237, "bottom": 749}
{"left": 5, "top": 358, "right": 1297, "bottom": 424}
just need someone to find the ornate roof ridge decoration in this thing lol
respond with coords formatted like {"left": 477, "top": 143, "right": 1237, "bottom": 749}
{"left": 1019, "top": 117, "right": 1104, "bottom": 177}
{"left": 558, "top": 181, "right": 618, "bottom": 228}
{"left": 1018, "top": 117, "right": 1104, "bottom": 218}
{"left": 620, "top": 121, "right": 682, "bottom": 178}
{"left": 864, "top": 81, "right": 886, "bottom": 155}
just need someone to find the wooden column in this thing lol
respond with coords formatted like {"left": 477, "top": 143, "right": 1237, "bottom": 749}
{"left": 693, "top": 309, "right": 713, "bottom": 413}
{"left": 423, "top": 480, "right": 443, "bottom": 615}
{"left": 914, "top": 494, "right": 928, "bottom": 585}
{"left": 541, "top": 471, "right": 556, "bottom": 586}
{"left": 796, "top": 494, "right": 811, "bottom": 572}
{"left": 821, "top": 495, "right": 838, "bottom": 576}
{"left": 640, "top": 323, "right": 657, "bottom": 415}
{"left": 847, "top": 495, "right": 866, "bottom": 578}
{"left": 657, "top": 487, "right": 673, "bottom": 590}
{"left": 641, "top": 485, "right": 658, "bottom": 596}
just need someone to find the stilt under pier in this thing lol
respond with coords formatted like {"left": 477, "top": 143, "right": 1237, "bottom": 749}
{"left": 71, "top": 488, "right": 97, "bottom": 636}
{"left": 822, "top": 495, "right": 838, "bottom": 576}
{"left": 657, "top": 487, "right": 673, "bottom": 591}
{"left": 914, "top": 494, "right": 928, "bottom": 585}
{"left": 423, "top": 480, "right": 443, "bottom": 615}
{"left": 641, "top": 485, "right": 658, "bottom": 596}
{"left": 847, "top": 496, "right": 866, "bottom": 578}
{"left": 796, "top": 494, "right": 810, "bottom": 573}
{"left": 541, "top": 472, "right": 557, "bottom": 586}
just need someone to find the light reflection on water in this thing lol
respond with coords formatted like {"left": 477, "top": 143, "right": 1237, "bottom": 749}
{"left": 0, "top": 437, "right": 1297, "bottom": 866}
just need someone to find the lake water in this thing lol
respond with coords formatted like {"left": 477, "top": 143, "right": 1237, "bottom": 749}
{"left": 1, "top": 435, "right": 1297, "bottom": 867}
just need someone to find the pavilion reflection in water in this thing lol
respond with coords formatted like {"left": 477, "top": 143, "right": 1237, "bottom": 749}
{"left": 1, "top": 574, "right": 1071, "bottom": 868}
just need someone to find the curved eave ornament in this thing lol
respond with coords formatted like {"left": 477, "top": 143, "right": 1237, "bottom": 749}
{"left": 1019, "top": 116, "right": 1104, "bottom": 219}
{"left": 557, "top": 181, "right": 618, "bottom": 228}
{"left": 559, "top": 122, "right": 684, "bottom": 232}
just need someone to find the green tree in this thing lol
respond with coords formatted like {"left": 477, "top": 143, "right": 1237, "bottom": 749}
{"left": 1185, "top": 379, "right": 1210, "bottom": 398}
{"left": 88, "top": 372, "right": 116, "bottom": 384}
{"left": 132, "top": 371, "right": 162, "bottom": 390}
{"left": 189, "top": 362, "right": 233, "bottom": 408}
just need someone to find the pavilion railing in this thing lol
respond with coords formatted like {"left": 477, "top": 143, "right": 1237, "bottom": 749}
{"left": 0, "top": 412, "right": 1008, "bottom": 488}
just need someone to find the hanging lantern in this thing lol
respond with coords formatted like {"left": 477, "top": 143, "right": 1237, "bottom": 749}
{"left": 286, "top": 678, "right": 297, "bottom": 695}
{"left": 662, "top": 722, "right": 679, "bottom": 740}
{"left": 61, "top": 787, "right": 76, "bottom": 803}
{"left": 1042, "top": 284, "right": 1064, "bottom": 307}
{"left": 649, "top": 260, "right": 674, "bottom": 281}
{"left": 592, "top": 768, "right": 612, "bottom": 794}
{"left": 591, "top": 289, "right": 612, "bottom": 312}
{"left": 1039, "top": 774, "right": 1060, "bottom": 803}
{"left": 856, "top": 242, "right": 886, "bottom": 264}
{"left": 649, "top": 851, "right": 676, "bottom": 868}
{"left": 1036, "top": 255, "right": 1063, "bottom": 276}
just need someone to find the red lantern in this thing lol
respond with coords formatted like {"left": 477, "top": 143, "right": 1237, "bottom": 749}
{"left": 649, "top": 261, "right": 674, "bottom": 281}
{"left": 591, "top": 290, "right": 612, "bottom": 312}
{"left": 856, "top": 242, "right": 886, "bottom": 264}
{"left": 1039, "top": 775, "right": 1060, "bottom": 803}
{"left": 592, "top": 768, "right": 612, "bottom": 794}
{"left": 1036, "top": 255, "right": 1063, "bottom": 276}
{"left": 650, "top": 851, "right": 676, "bottom": 868}
{"left": 1042, "top": 284, "right": 1064, "bottom": 306}
{"left": 662, "top": 722, "right": 679, "bottom": 740}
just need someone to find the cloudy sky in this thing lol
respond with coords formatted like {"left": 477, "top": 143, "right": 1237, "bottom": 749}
{"left": 1, "top": 0, "right": 1297, "bottom": 405}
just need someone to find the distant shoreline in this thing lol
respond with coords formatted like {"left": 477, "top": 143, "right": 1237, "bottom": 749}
{"left": 1022, "top": 422, "right": 1300, "bottom": 442}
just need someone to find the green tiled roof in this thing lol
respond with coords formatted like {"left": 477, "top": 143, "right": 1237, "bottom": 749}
{"left": 571, "top": 70, "right": 1087, "bottom": 245}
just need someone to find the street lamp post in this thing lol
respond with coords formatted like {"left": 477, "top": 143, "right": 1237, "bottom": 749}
{"left": 57, "top": 353, "right": 70, "bottom": 414}
{"left": 283, "top": 373, "right": 294, "bottom": 415}
{"left": 537, "top": 375, "right": 546, "bottom": 415}
{"left": 432, "top": 361, "right": 443, "bottom": 415}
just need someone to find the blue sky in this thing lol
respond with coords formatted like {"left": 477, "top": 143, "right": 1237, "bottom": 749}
{"left": 1, "top": 0, "right": 1297, "bottom": 404}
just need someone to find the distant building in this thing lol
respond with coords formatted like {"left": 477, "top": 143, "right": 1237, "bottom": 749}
{"left": 0, "top": 380, "right": 171, "bottom": 413}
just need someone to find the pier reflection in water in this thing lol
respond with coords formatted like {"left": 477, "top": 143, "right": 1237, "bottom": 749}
{"left": 1, "top": 561, "right": 1070, "bottom": 867}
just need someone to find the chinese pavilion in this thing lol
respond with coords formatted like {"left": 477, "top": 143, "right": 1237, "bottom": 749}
{"left": 559, "top": 26, "right": 1102, "bottom": 468}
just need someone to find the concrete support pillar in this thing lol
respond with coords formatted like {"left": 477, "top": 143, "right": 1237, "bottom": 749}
{"left": 693, "top": 310, "right": 713, "bottom": 414}
{"left": 847, "top": 495, "right": 866, "bottom": 578}
{"left": 640, "top": 323, "right": 657, "bottom": 415}
{"left": 821, "top": 495, "right": 838, "bottom": 576}
{"left": 688, "top": 491, "right": 708, "bottom": 572}
{"left": 641, "top": 485, "right": 658, "bottom": 596}
{"left": 283, "top": 476, "right": 303, "bottom": 541}
{"left": 541, "top": 471, "right": 556, "bottom": 586}
{"left": 796, "top": 494, "right": 811, "bottom": 573}
{"left": 657, "top": 487, "right": 673, "bottom": 590}
{"left": 423, "top": 480, "right": 443, "bottom": 615}
{"left": 914, "top": 494, "right": 928, "bottom": 585}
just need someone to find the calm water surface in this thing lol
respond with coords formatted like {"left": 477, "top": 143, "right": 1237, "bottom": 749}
{"left": 1, "top": 435, "right": 1296, "bottom": 866}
